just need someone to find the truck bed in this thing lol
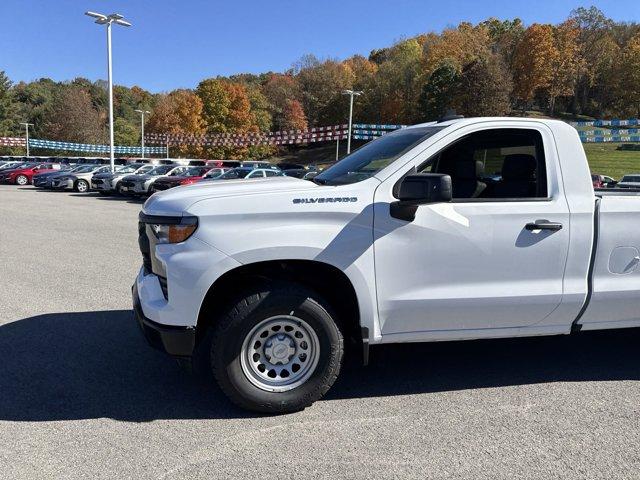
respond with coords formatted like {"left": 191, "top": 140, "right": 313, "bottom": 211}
{"left": 578, "top": 193, "right": 640, "bottom": 330}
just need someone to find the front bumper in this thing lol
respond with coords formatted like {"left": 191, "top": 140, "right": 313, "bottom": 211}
{"left": 51, "top": 178, "right": 73, "bottom": 189}
{"left": 92, "top": 179, "right": 113, "bottom": 191}
{"left": 132, "top": 282, "right": 195, "bottom": 357}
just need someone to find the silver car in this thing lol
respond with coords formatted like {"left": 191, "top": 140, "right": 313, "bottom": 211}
{"left": 617, "top": 174, "right": 640, "bottom": 189}
{"left": 91, "top": 163, "right": 155, "bottom": 195}
{"left": 50, "top": 165, "right": 112, "bottom": 192}
{"left": 118, "top": 165, "right": 191, "bottom": 196}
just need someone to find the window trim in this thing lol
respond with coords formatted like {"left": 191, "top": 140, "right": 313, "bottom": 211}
{"left": 394, "top": 126, "right": 553, "bottom": 203}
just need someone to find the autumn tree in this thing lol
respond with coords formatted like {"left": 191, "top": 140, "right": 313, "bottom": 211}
{"left": 296, "top": 56, "right": 354, "bottom": 126}
{"left": 43, "top": 85, "right": 105, "bottom": 144}
{"left": 196, "top": 78, "right": 231, "bottom": 133}
{"left": 480, "top": 18, "right": 525, "bottom": 68}
{"left": 545, "top": 21, "right": 582, "bottom": 115}
{"left": 262, "top": 73, "right": 301, "bottom": 131}
{"left": 454, "top": 54, "right": 513, "bottom": 116}
{"left": 614, "top": 33, "right": 640, "bottom": 116}
{"left": 370, "top": 39, "right": 423, "bottom": 123}
{"left": 281, "top": 99, "right": 308, "bottom": 131}
{"left": 512, "top": 24, "right": 555, "bottom": 111}
{"left": 146, "top": 89, "right": 205, "bottom": 157}
{"left": 423, "top": 22, "right": 492, "bottom": 75}
{"left": 567, "top": 7, "right": 619, "bottom": 115}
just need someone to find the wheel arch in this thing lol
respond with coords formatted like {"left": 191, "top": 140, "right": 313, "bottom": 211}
{"left": 196, "top": 259, "right": 363, "bottom": 347}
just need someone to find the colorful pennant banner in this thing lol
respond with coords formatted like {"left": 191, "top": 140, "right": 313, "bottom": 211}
{"left": 0, "top": 137, "right": 26, "bottom": 147}
{"left": 28, "top": 139, "right": 167, "bottom": 155}
{"left": 570, "top": 119, "right": 640, "bottom": 127}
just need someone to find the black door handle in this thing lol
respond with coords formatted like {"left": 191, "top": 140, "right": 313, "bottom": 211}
{"left": 525, "top": 220, "right": 563, "bottom": 231}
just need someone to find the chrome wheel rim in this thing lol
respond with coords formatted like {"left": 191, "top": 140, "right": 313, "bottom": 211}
{"left": 240, "top": 315, "right": 320, "bottom": 392}
{"left": 77, "top": 181, "right": 87, "bottom": 192}
{"left": 16, "top": 176, "right": 27, "bottom": 185}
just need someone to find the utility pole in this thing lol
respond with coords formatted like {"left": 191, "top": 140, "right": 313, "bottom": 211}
{"left": 342, "top": 89, "right": 362, "bottom": 154}
{"left": 20, "top": 122, "right": 33, "bottom": 157}
{"left": 85, "top": 11, "right": 132, "bottom": 172}
{"left": 135, "top": 109, "right": 150, "bottom": 158}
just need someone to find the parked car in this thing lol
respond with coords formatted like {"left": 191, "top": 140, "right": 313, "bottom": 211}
{"left": 150, "top": 166, "right": 216, "bottom": 192}
{"left": 592, "top": 174, "right": 617, "bottom": 189}
{"left": 282, "top": 168, "right": 308, "bottom": 179}
{"left": 302, "top": 170, "right": 320, "bottom": 181}
{"left": 118, "top": 165, "right": 191, "bottom": 196}
{"left": 33, "top": 165, "right": 85, "bottom": 189}
{"left": 277, "top": 162, "right": 305, "bottom": 170}
{"left": 134, "top": 117, "right": 640, "bottom": 413}
{"left": 211, "top": 167, "right": 286, "bottom": 181}
{"left": 0, "top": 161, "right": 26, "bottom": 171}
{"left": 240, "top": 161, "right": 279, "bottom": 170}
{"left": 200, "top": 167, "right": 231, "bottom": 181}
{"left": 0, "top": 163, "right": 63, "bottom": 185}
{"left": 616, "top": 174, "right": 640, "bottom": 189}
{"left": 50, "top": 165, "right": 112, "bottom": 192}
{"left": 91, "top": 163, "right": 154, "bottom": 195}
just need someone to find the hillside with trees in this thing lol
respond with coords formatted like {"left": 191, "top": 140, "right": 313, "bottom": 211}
{"left": 1, "top": 6, "right": 639, "bottom": 158}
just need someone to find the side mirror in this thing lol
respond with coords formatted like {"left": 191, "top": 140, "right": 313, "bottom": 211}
{"left": 391, "top": 173, "right": 452, "bottom": 221}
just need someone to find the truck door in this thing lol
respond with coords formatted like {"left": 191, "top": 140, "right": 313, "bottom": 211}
{"left": 373, "top": 125, "right": 571, "bottom": 337}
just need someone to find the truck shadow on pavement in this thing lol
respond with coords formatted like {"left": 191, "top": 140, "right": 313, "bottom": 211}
{"left": 0, "top": 310, "right": 639, "bottom": 422}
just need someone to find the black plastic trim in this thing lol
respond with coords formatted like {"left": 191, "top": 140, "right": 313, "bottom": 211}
{"left": 361, "top": 327, "right": 370, "bottom": 366}
{"left": 139, "top": 212, "right": 197, "bottom": 225}
{"left": 571, "top": 198, "right": 600, "bottom": 333}
{"left": 132, "top": 283, "right": 195, "bottom": 357}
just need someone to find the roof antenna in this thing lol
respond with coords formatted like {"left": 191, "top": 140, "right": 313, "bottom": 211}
{"left": 438, "top": 109, "right": 464, "bottom": 123}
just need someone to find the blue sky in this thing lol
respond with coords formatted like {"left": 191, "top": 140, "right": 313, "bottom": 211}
{"left": 1, "top": 1, "right": 635, "bottom": 92}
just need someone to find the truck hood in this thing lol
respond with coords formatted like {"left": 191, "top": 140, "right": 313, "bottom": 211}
{"left": 144, "top": 177, "right": 318, "bottom": 215}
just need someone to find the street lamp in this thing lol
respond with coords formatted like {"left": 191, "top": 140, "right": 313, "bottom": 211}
{"left": 342, "top": 89, "right": 362, "bottom": 154}
{"left": 134, "top": 109, "right": 150, "bottom": 158}
{"left": 85, "top": 11, "right": 132, "bottom": 172}
{"left": 19, "top": 122, "right": 33, "bottom": 157}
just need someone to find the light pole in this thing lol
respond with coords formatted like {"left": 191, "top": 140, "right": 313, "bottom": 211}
{"left": 135, "top": 109, "right": 150, "bottom": 158}
{"left": 342, "top": 89, "right": 362, "bottom": 154}
{"left": 19, "top": 122, "right": 33, "bottom": 157}
{"left": 85, "top": 11, "right": 132, "bottom": 172}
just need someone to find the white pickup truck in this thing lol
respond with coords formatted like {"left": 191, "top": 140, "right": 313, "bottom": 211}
{"left": 133, "top": 117, "right": 640, "bottom": 413}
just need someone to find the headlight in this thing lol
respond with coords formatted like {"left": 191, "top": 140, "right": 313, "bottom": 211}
{"left": 149, "top": 216, "right": 198, "bottom": 244}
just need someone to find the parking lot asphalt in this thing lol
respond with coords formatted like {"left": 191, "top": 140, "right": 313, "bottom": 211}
{"left": 1, "top": 184, "right": 640, "bottom": 479}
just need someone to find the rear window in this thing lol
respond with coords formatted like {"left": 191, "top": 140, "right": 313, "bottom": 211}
{"left": 622, "top": 175, "right": 640, "bottom": 182}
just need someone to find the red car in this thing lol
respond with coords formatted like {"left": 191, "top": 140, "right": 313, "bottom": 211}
{"left": 149, "top": 166, "right": 215, "bottom": 192}
{"left": 0, "top": 163, "right": 64, "bottom": 185}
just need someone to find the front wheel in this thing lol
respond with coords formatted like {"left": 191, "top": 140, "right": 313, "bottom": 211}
{"left": 15, "top": 175, "right": 28, "bottom": 185}
{"left": 75, "top": 179, "right": 89, "bottom": 193}
{"left": 211, "top": 283, "right": 343, "bottom": 413}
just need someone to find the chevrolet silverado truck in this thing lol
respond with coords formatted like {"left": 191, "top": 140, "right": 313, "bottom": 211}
{"left": 133, "top": 117, "right": 640, "bottom": 413}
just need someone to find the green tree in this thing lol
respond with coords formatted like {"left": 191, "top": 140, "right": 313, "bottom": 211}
{"left": 418, "top": 62, "right": 460, "bottom": 121}
{"left": 0, "top": 71, "right": 20, "bottom": 137}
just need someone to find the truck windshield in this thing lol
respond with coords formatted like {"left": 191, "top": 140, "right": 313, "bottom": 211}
{"left": 314, "top": 126, "right": 444, "bottom": 186}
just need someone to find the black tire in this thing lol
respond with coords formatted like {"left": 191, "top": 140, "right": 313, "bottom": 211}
{"left": 116, "top": 184, "right": 125, "bottom": 195}
{"left": 75, "top": 179, "right": 89, "bottom": 193}
{"left": 211, "top": 282, "right": 343, "bottom": 413}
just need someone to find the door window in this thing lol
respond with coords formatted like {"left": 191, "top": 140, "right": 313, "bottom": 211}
{"left": 419, "top": 129, "right": 548, "bottom": 200}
